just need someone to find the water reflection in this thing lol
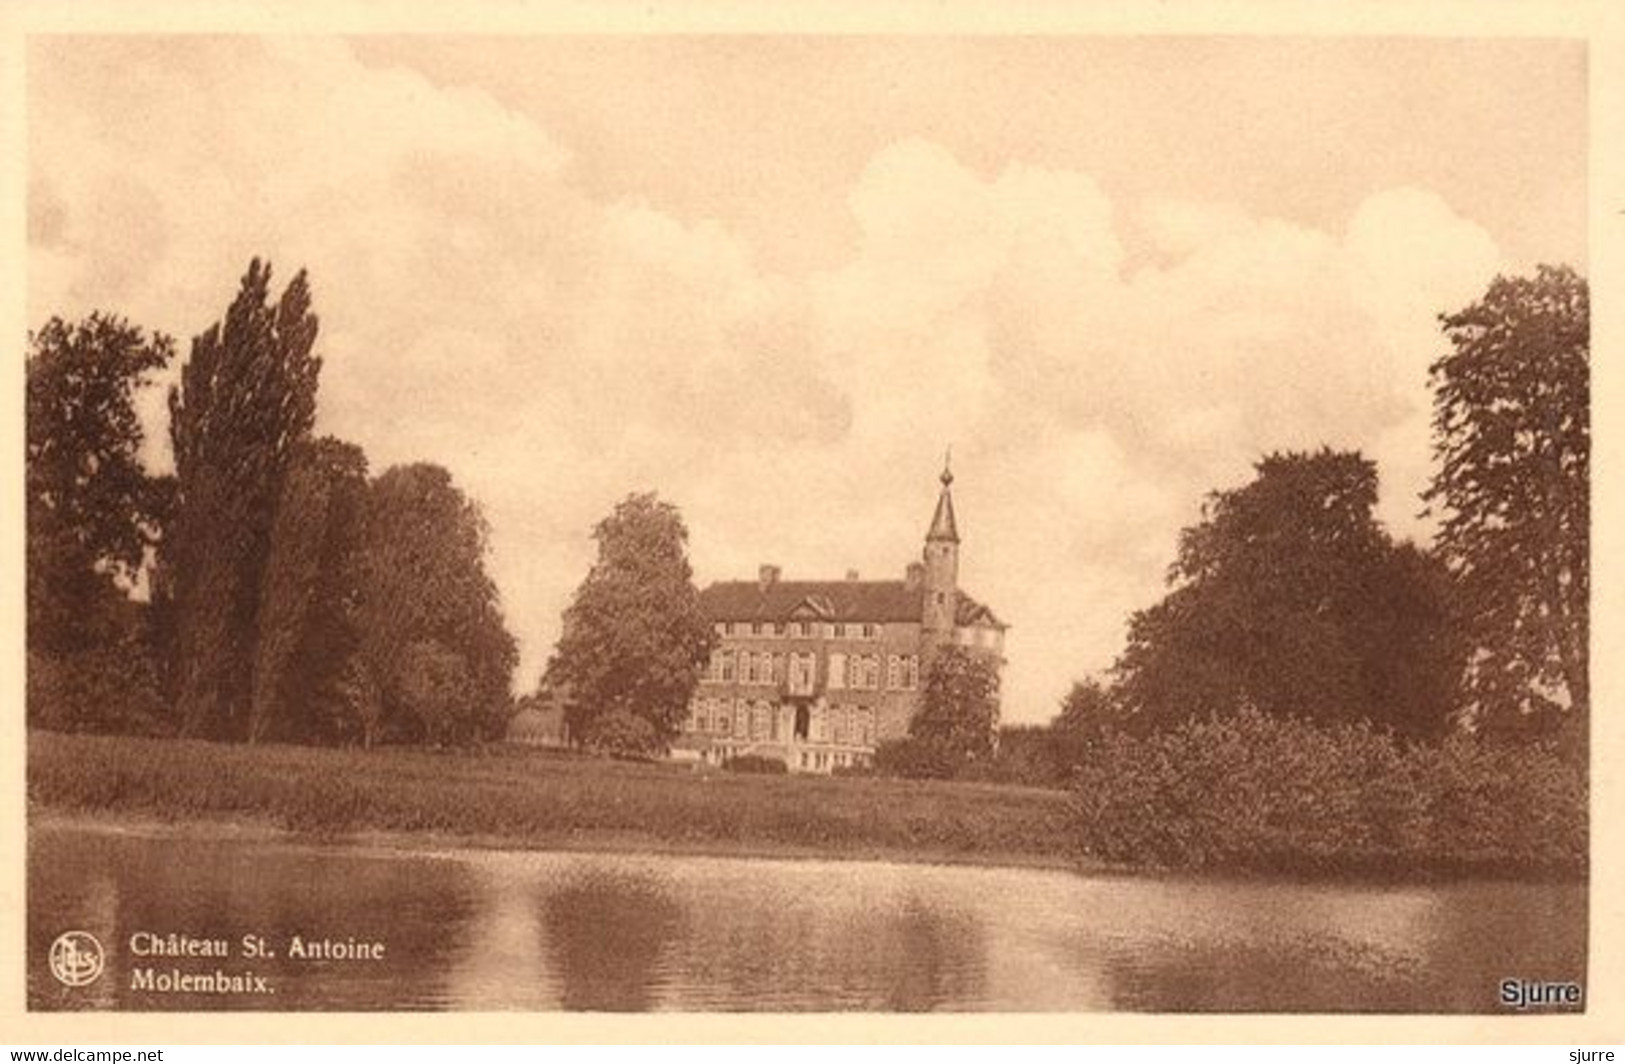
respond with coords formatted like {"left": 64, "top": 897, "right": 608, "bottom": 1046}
{"left": 541, "top": 870, "right": 684, "bottom": 1011}
{"left": 29, "top": 824, "right": 1586, "bottom": 1012}
{"left": 29, "top": 826, "right": 480, "bottom": 1010}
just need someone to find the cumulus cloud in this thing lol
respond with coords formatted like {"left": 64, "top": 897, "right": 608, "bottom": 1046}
{"left": 27, "top": 37, "right": 1506, "bottom": 722}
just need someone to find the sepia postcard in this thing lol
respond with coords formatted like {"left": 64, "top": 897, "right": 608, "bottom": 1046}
{"left": 3, "top": 0, "right": 1622, "bottom": 1045}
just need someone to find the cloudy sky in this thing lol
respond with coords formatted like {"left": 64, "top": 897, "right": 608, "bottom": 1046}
{"left": 27, "top": 35, "right": 1586, "bottom": 723}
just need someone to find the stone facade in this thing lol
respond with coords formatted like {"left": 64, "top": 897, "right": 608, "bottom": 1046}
{"left": 672, "top": 464, "right": 1006, "bottom": 773}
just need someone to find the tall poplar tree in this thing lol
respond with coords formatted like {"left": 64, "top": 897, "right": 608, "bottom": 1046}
{"left": 166, "top": 260, "right": 322, "bottom": 739}
{"left": 248, "top": 437, "right": 368, "bottom": 743}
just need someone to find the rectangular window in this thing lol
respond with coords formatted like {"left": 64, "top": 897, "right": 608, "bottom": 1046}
{"left": 753, "top": 621, "right": 766, "bottom": 636}
{"left": 810, "top": 705, "right": 825, "bottom": 744}
{"left": 904, "top": 656, "right": 919, "bottom": 690}
{"left": 886, "top": 655, "right": 902, "bottom": 690}
{"left": 831, "top": 707, "right": 845, "bottom": 745}
{"left": 752, "top": 702, "right": 771, "bottom": 741}
{"left": 862, "top": 623, "right": 878, "bottom": 640}
{"left": 738, "top": 652, "right": 754, "bottom": 685}
{"left": 827, "top": 652, "right": 846, "bottom": 690}
{"left": 857, "top": 707, "right": 874, "bottom": 747}
{"left": 719, "top": 649, "right": 736, "bottom": 683}
{"left": 734, "top": 701, "right": 750, "bottom": 738}
{"left": 788, "top": 652, "right": 816, "bottom": 696}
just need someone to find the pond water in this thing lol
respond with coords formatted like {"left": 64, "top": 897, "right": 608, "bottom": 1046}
{"left": 28, "top": 823, "right": 1586, "bottom": 1012}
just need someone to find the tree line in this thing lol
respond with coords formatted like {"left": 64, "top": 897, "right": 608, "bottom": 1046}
{"left": 26, "top": 259, "right": 1589, "bottom": 776}
{"left": 1009, "top": 264, "right": 1589, "bottom": 784}
{"left": 27, "top": 260, "right": 517, "bottom": 746}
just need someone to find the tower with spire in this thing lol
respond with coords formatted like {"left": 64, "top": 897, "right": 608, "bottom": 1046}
{"left": 921, "top": 450, "right": 960, "bottom": 650}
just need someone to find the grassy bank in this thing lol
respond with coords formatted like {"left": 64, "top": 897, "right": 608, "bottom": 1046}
{"left": 27, "top": 730, "right": 1081, "bottom": 869}
{"left": 29, "top": 722, "right": 1587, "bottom": 879}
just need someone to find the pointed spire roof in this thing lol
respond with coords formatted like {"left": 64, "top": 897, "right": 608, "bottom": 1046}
{"left": 926, "top": 451, "right": 960, "bottom": 544}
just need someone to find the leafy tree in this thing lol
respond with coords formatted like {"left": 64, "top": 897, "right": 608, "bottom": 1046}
{"left": 1050, "top": 677, "right": 1114, "bottom": 775}
{"left": 352, "top": 463, "right": 517, "bottom": 745}
{"left": 549, "top": 492, "right": 715, "bottom": 752}
{"left": 165, "top": 260, "right": 322, "bottom": 739}
{"left": 910, "top": 645, "right": 1001, "bottom": 762}
{"left": 248, "top": 437, "right": 368, "bottom": 742}
{"left": 396, "top": 640, "right": 476, "bottom": 747}
{"left": 985, "top": 724, "right": 1063, "bottom": 786}
{"left": 25, "top": 314, "right": 175, "bottom": 654}
{"left": 1113, "top": 449, "right": 1463, "bottom": 740}
{"left": 587, "top": 710, "right": 659, "bottom": 758}
{"left": 27, "top": 646, "right": 168, "bottom": 736}
{"left": 1426, "top": 265, "right": 1589, "bottom": 743}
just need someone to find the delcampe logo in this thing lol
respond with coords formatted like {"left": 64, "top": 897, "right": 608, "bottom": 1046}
{"left": 48, "top": 931, "right": 105, "bottom": 988}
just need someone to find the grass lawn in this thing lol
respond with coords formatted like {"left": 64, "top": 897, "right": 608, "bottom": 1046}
{"left": 28, "top": 730, "right": 1083, "bottom": 868}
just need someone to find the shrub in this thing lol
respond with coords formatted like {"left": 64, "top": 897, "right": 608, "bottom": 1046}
{"left": 831, "top": 762, "right": 875, "bottom": 778}
{"left": 27, "top": 646, "right": 171, "bottom": 737}
{"left": 873, "top": 737, "right": 960, "bottom": 779}
{"left": 722, "top": 754, "right": 788, "bottom": 775}
{"left": 584, "top": 710, "right": 658, "bottom": 757}
{"left": 1069, "top": 707, "right": 1586, "bottom": 876}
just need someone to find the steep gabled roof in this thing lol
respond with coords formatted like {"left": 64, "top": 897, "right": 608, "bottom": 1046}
{"left": 955, "top": 592, "right": 1007, "bottom": 630}
{"left": 700, "top": 579, "right": 1006, "bottom": 629}
{"left": 700, "top": 580, "right": 924, "bottom": 623}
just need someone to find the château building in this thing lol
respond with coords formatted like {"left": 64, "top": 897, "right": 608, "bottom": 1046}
{"left": 674, "top": 462, "right": 1006, "bottom": 773}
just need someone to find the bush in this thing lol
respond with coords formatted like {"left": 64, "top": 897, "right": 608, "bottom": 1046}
{"left": 28, "top": 646, "right": 171, "bottom": 737}
{"left": 1069, "top": 707, "right": 1586, "bottom": 876}
{"left": 873, "top": 737, "right": 961, "bottom": 779}
{"left": 583, "top": 710, "right": 658, "bottom": 757}
{"left": 723, "top": 754, "right": 787, "bottom": 775}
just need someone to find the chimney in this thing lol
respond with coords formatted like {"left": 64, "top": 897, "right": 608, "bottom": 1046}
{"left": 905, "top": 561, "right": 925, "bottom": 588}
{"left": 845, "top": 569, "right": 861, "bottom": 582}
{"left": 758, "top": 564, "right": 781, "bottom": 591}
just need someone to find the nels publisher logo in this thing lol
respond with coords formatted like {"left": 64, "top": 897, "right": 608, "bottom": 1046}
{"left": 48, "top": 931, "right": 105, "bottom": 988}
